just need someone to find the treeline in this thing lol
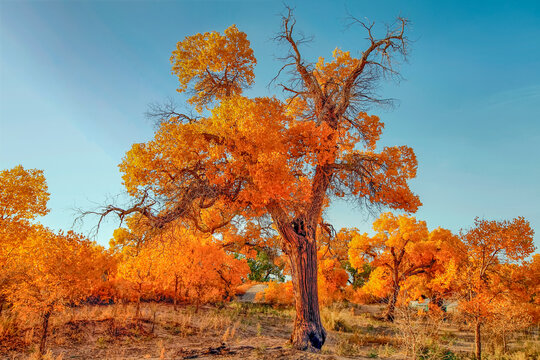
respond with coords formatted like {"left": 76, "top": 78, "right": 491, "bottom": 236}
{"left": 1, "top": 165, "right": 538, "bottom": 359}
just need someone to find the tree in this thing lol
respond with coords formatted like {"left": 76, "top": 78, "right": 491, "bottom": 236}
{"left": 457, "top": 217, "right": 535, "bottom": 360}
{"left": 0, "top": 165, "right": 49, "bottom": 223}
{"left": 348, "top": 213, "right": 442, "bottom": 321}
{"left": 113, "top": 232, "right": 161, "bottom": 318}
{"left": 256, "top": 280, "right": 294, "bottom": 306}
{"left": 401, "top": 227, "right": 466, "bottom": 310}
{"left": 5, "top": 227, "right": 105, "bottom": 355}
{"left": 112, "top": 218, "right": 249, "bottom": 312}
{"left": 321, "top": 227, "right": 373, "bottom": 290}
{"left": 95, "top": 10, "right": 419, "bottom": 350}
{"left": 247, "top": 249, "right": 286, "bottom": 282}
{"left": 153, "top": 226, "right": 189, "bottom": 311}
{"left": 317, "top": 249, "right": 349, "bottom": 305}
{"left": 0, "top": 166, "right": 50, "bottom": 309}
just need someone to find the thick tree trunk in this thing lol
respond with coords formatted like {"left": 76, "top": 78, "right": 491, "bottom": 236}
{"left": 384, "top": 283, "right": 400, "bottom": 322}
{"left": 39, "top": 310, "right": 52, "bottom": 355}
{"left": 287, "top": 234, "right": 326, "bottom": 350}
{"left": 474, "top": 321, "right": 482, "bottom": 360}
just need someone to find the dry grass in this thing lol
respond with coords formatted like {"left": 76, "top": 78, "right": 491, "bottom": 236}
{"left": 1, "top": 303, "right": 538, "bottom": 359}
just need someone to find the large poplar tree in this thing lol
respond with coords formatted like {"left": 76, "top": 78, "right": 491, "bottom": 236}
{"left": 97, "top": 10, "right": 420, "bottom": 350}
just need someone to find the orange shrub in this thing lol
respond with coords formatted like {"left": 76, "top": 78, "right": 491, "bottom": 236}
{"left": 256, "top": 281, "right": 294, "bottom": 306}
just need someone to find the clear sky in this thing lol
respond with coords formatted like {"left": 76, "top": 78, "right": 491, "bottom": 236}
{"left": 1, "top": 0, "right": 539, "bottom": 248}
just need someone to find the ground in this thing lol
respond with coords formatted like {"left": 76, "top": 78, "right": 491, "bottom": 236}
{"left": 1, "top": 286, "right": 538, "bottom": 359}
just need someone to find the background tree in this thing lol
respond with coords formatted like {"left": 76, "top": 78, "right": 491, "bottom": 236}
{"left": 317, "top": 249, "right": 349, "bottom": 305}
{"left": 4, "top": 228, "right": 105, "bottom": 355}
{"left": 176, "top": 233, "right": 249, "bottom": 311}
{"left": 0, "top": 165, "right": 49, "bottom": 223}
{"left": 348, "top": 213, "right": 440, "bottom": 321}
{"left": 247, "top": 249, "right": 286, "bottom": 282}
{"left": 457, "top": 217, "right": 535, "bottom": 360}
{"left": 114, "top": 235, "right": 160, "bottom": 318}
{"left": 93, "top": 10, "right": 419, "bottom": 350}
{"left": 0, "top": 166, "right": 50, "bottom": 310}
{"left": 153, "top": 226, "right": 189, "bottom": 311}
{"left": 321, "top": 227, "right": 373, "bottom": 289}
{"left": 111, "top": 218, "right": 249, "bottom": 312}
{"left": 401, "top": 227, "right": 466, "bottom": 311}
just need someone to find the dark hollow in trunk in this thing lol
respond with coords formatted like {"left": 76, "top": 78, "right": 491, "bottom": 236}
{"left": 287, "top": 233, "right": 326, "bottom": 350}
{"left": 39, "top": 310, "right": 52, "bottom": 355}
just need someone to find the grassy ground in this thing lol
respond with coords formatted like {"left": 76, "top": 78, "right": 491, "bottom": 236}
{"left": 1, "top": 302, "right": 538, "bottom": 359}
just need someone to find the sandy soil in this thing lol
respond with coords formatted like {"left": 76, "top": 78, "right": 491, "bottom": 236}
{"left": 2, "top": 301, "right": 538, "bottom": 359}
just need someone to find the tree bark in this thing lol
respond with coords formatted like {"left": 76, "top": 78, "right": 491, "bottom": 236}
{"left": 173, "top": 275, "right": 178, "bottom": 311}
{"left": 384, "top": 282, "right": 400, "bottom": 322}
{"left": 39, "top": 310, "right": 52, "bottom": 355}
{"left": 475, "top": 320, "right": 482, "bottom": 360}
{"left": 286, "top": 232, "right": 326, "bottom": 350}
{"left": 135, "top": 287, "right": 142, "bottom": 320}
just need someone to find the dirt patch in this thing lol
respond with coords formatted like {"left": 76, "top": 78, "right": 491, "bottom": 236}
{"left": 2, "top": 302, "right": 538, "bottom": 359}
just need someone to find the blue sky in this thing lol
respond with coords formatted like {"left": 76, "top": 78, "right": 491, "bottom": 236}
{"left": 1, "top": 0, "right": 539, "bottom": 248}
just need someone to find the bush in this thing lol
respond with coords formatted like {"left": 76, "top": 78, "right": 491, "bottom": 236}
{"left": 254, "top": 281, "right": 293, "bottom": 306}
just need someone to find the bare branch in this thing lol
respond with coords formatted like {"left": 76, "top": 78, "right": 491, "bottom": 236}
{"left": 145, "top": 97, "right": 199, "bottom": 127}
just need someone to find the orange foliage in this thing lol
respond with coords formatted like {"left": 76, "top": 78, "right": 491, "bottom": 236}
{"left": 6, "top": 228, "right": 106, "bottom": 315}
{"left": 119, "top": 25, "right": 421, "bottom": 235}
{"left": 458, "top": 217, "right": 535, "bottom": 322}
{"left": 256, "top": 281, "right": 294, "bottom": 306}
{"left": 317, "top": 248, "right": 349, "bottom": 305}
{"left": 348, "top": 213, "right": 446, "bottom": 320}
{"left": 4, "top": 226, "right": 107, "bottom": 353}
{"left": 110, "top": 218, "right": 249, "bottom": 310}
{"left": 401, "top": 227, "right": 466, "bottom": 304}
{"left": 457, "top": 217, "right": 535, "bottom": 359}
{"left": 1, "top": 166, "right": 50, "bottom": 295}
{"left": 0, "top": 165, "right": 49, "bottom": 222}
{"left": 171, "top": 24, "right": 256, "bottom": 111}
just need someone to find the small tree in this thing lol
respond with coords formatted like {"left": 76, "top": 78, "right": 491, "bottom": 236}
{"left": 0, "top": 166, "right": 50, "bottom": 309}
{"left": 401, "top": 227, "right": 466, "bottom": 310}
{"left": 1, "top": 166, "right": 108, "bottom": 355}
{"left": 5, "top": 228, "right": 105, "bottom": 354}
{"left": 458, "top": 217, "right": 535, "bottom": 360}
{"left": 247, "top": 249, "right": 286, "bottom": 282}
{"left": 112, "top": 219, "right": 249, "bottom": 312}
{"left": 179, "top": 234, "right": 249, "bottom": 311}
{"left": 317, "top": 249, "right": 349, "bottom": 305}
{"left": 348, "top": 213, "right": 444, "bottom": 321}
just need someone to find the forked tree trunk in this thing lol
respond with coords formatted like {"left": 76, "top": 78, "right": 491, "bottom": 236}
{"left": 39, "top": 310, "right": 52, "bottom": 355}
{"left": 384, "top": 282, "right": 400, "bottom": 322}
{"left": 474, "top": 320, "right": 482, "bottom": 360}
{"left": 286, "top": 233, "right": 326, "bottom": 350}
